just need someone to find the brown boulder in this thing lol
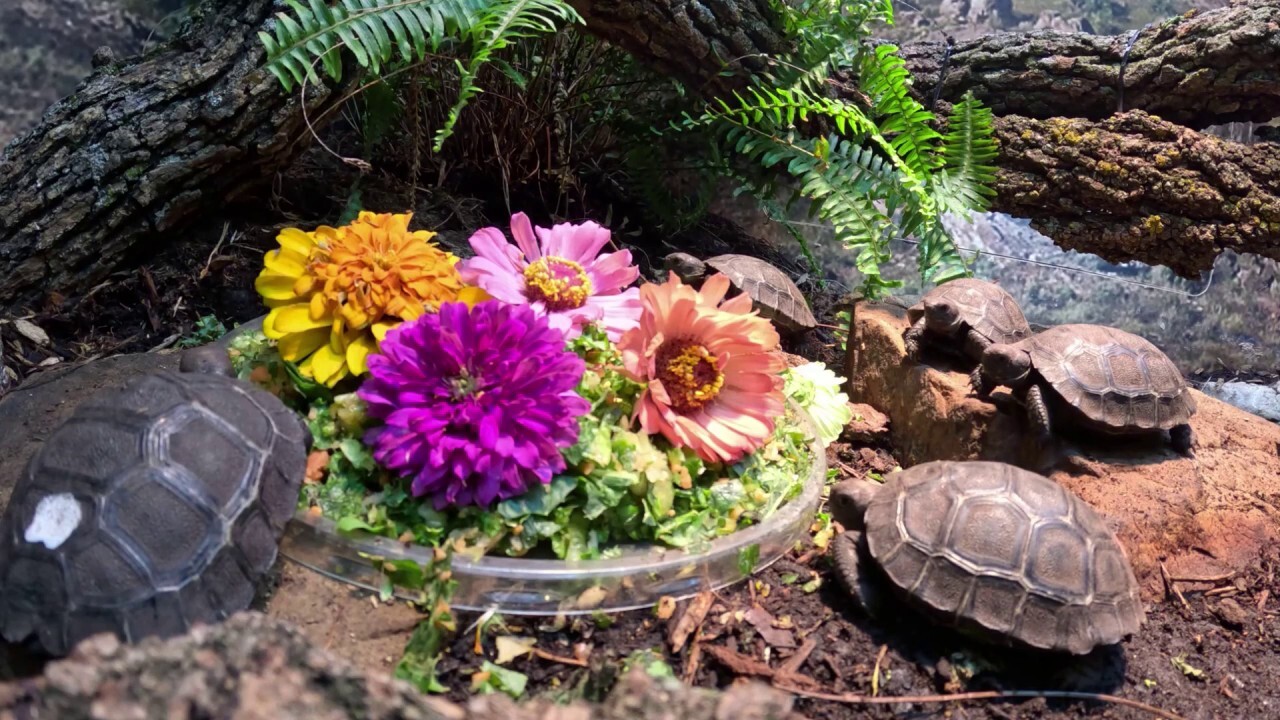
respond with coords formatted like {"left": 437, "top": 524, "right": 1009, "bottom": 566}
{"left": 845, "top": 302, "right": 1280, "bottom": 597}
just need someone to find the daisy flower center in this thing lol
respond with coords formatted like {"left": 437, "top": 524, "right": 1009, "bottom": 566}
{"left": 523, "top": 257, "right": 593, "bottom": 311}
{"left": 657, "top": 340, "right": 724, "bottom": 413}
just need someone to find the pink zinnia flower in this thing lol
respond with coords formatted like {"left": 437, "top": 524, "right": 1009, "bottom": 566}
{"left": 457, "top": 213, "right": 641, "bottom": 340}
{"left": 618, "top": 273, "right": 787, "bottom": 464}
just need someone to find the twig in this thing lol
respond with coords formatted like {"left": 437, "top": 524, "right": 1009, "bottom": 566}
{"left": 1257, "top": 588, "right": 1269, "bottom": 611}
{"left": 778, "top": 684, "right": 1186, "bottom": 720}
{"left": 531, "top": 647, "right": 588, "bottom": 667}
{"left": 778, "top": 638, "right": 816, "bottom": 677}
{"left": 1168, "top": 571, "right": 1236, "bottom": 584}
{"left": 870, "top": 644, "right": 888, "bottom": 697}
{"left": 198, "top": 223, "right": 232, "bottom": 281}
{"left": 1160, "top": 563, "right": 1192, "bottom": 612}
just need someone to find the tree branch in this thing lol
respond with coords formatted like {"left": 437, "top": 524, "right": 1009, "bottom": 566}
{"left": 992, "top": 111, "right": 1280, "bottom": 276}
{"left": 897, "top": 0, "right": 1280, "bottom": 130}
{"left": 0, "top": 0, "right": 335, "bottom": 312}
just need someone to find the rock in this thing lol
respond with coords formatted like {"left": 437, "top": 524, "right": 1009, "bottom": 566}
{"left": 0, "top": 612, "right": 801, "bottom": 720}
{"left": 843, "top": 403, "right": 890, "bottom": 444}
{"left": 0, "top": 352, "right": 181, "bottom": 513}
{"left": 1199, "top": 380, "right": 1280, "bottom": 423}
{"left": 845, "top": 302, "right": 1280, "bottom": 597}
{"left": 1212, "top": 598, "right": 1250, "bottom": 632}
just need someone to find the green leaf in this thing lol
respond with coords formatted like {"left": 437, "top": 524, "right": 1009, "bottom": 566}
{"left": 737, "top": 543, "right": 761, "bottom": 576}
{"left": 496, "top": 475, "right": 577, "bottom": 519}
{"left": 337, "top": 516, "right": 377, "bottom": 534}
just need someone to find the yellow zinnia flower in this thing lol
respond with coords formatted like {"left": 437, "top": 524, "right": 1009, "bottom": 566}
{"left": 254, "top": 211, "right": 491, "bottom": 387}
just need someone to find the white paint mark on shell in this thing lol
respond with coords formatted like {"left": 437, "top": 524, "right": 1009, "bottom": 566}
{"left": 24, "top": 494, "right": 81, "bottom": 550}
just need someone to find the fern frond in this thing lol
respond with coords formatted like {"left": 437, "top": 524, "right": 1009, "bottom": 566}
{"left": 860, "top": 44, "right": 943, "bottom": 178}
{"left": 432, "top": 0, "right": 582, "bottom": 150}
{"left": 936, "top": 90, "right": 999, "bottom": 215}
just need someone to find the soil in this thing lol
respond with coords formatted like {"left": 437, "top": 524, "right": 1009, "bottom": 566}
{"left": 250, "top": 441, "right": 1280, "bottom": 720}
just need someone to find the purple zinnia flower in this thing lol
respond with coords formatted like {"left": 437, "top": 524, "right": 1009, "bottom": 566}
{"left": 358, "top": 300, "right": 591, "bottom": 509}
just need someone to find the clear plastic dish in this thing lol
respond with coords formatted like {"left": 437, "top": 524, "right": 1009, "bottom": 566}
{"left": 279, "top": 405, "right": 827, "bottom": 615}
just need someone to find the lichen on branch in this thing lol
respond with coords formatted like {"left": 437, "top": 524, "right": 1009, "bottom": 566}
{"left": 992, "top": 111, "right": 1280, "bottom": 276}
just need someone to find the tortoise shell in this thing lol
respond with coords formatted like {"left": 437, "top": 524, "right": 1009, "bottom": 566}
{"left": 907, "top": 278, "right": 1031, "bottom": 347}
{"left": 0, "top": 369, "right": 308, "bottom": 656}
{"left": 704, "top": 254, "right": 817, "bottom": 334}
{"left": 863, "top": 461, "right": 1143, "bottom": 654}
{"left": 1022, "top": 324, "right": 1195, "bottom": 431}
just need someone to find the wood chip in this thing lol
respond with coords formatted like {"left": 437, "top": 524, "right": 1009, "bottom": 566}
{"left": 667, "top": 591, "right": 713, "bottom": 653}
{"left": 11, "top": 319, "right": 49, "bottom": 346}
{"left": 744, "top": 605, "right": 796, "bottom": 648}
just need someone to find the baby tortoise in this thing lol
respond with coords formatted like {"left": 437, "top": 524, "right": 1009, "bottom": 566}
{"left": 829, "top": 461, "right": 1144, "bottom": 655}
{"left": 664, "top": 252, "right": 817, "bottom": 335}
{"left": 903, "top": 278, "right": 1031, "bottom": 367}
{"left": 0, "top": 346, "right": 309, "bottom": 656}
{"left": 973, "top": 324, "right": 1196, "bottom": 456}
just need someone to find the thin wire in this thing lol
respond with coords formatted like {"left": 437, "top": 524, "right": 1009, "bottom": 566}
{"left": 779, "top": 219, "right": 1217, "bottom": 298}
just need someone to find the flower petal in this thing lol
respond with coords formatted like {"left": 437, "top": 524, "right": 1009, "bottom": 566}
{"left": 277, "top": 327, "right": 330, "bottom": 362}
{"left": 265, "top": 304, "right": 329, "bottom": 337}
{"left": 510, "top": 212, "right": 541, "bottom": 262}
{"left": 346, "top": 333, "right": 379, "bottom": 376}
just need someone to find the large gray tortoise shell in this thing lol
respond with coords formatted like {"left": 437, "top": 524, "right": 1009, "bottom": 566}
{"left": 864, "top": 461, "right": 1143, "bottom": 654}
{"left": 1021, "top": 324, "right": 1195, "bottom": 431}
{"left": 0, "top": 368, "right": 308, "bottom": 656}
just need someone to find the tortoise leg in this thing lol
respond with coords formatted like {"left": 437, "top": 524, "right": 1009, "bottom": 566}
{"left": 969, "top": 367, "right": 990, "bottom": 398}
{"left": 1170, "top": 423, "right": 1196, "bottom": 458}
{"left": 902, "top": 317, "right": 927, "bottom": 360}
{"left": 1025, "top": 384, "right": 1054, "bottom": 439}
{"left": 963, "top": 328, "right": 991, "bottom": 365}
{"left": 831, "top": 531, "right": 887, "bottom": 619}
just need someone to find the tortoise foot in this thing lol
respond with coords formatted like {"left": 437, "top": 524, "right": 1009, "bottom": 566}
{"left": 831, "top": 531, "right": 884, "bottom": 618}
{"left": 1171, "top": 424, "right": 1195, "bottom": 458}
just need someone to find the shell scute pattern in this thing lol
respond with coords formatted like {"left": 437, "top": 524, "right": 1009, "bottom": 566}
{"left": 0, "top": 370, "right": 307, "bottom": 656}
{"left": 1025, "top": 324, "right": 1194, "bottom": 431}
{"left": 864, "top": 461, "right": 1142, "bottom": 654}
{"left": 705, "top": 255, "right": 817, "bottom": 333}
{"left": 935, "top": 278, "right": 1030, "bottom": 344}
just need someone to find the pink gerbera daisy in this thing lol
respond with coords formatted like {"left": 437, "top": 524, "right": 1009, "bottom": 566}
{"left": 457, "top": 213, "right": 642, "bottom": 340}
{"left": 617, "top": 273, "right": 787, "bottom": 464}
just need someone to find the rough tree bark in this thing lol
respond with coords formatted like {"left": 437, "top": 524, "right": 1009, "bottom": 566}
{"left": 0, "top": 0, "right": 334, "bottom": 313}
{"left": 896, "top": 1, "right": 1280, "bottom": 130}
{"left": 0, "top": 0, "right": 1277, "bottom": 313}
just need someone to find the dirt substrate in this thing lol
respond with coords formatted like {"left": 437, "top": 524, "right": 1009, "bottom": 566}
{"left": 250, "top": 442, "right": 1280, "bottom": 720}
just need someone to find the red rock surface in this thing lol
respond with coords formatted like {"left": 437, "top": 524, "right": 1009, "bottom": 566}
{"left": 845, "top": 302, "right": 1280, "bottom": 597}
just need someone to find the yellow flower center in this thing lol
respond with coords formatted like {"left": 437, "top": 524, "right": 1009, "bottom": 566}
{"left": 306, "top": 216, "right": 462, "bottom": 332}
{"left": 523, "top": 257, "right": 592, "bottom": 311}
{"left": 657, "top": 340, "right": 724, "bottom": 413}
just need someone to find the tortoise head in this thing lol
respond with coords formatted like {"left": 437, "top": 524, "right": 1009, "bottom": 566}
{"left": 980, "top": 342, "right": 1032, "bottom": 386}
{"left": 179, "top": 346, "right": 236, "bottom": 378}
{"left": 922, "top": 295, "right": 963, "bottom": 334}
{"left": 663, "top": 252, "right": 707, "bottom": 283}
{"left": 828, "top": 478, "right": 879, "bottom": 532}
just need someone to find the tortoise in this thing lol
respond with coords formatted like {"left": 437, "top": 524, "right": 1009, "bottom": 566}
{"left": 664, "top": 252, "right": 817, "bottom": 335}
{"left": 903, "top": 278, "right": 1032, "bottom": 367}
{"left": 0, "top": 346, "right": 309, "bottom": 656}
{"left": 972, "top": 324, "right": 1196, "bottom": 456}
{"left": 829, "top": 460, "right": 1144, "bottom": 655}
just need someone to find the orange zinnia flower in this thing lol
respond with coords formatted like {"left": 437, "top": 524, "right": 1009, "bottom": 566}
{"left": 618, "top": 273, "right": 786, "bottom": 463}
{"left": 255, "top": 211, "right": 487, "bottom": 386}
